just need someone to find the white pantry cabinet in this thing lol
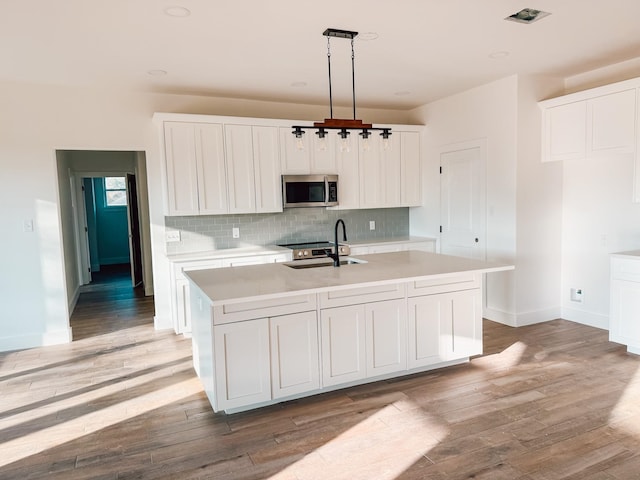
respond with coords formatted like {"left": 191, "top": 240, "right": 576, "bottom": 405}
{"left": 540, "top": 83, "right": 638, "bottom": 163}
{"left": 162, "top": 122, "right": 228, "bottom": 216}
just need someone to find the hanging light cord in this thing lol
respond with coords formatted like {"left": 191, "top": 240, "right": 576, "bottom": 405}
{"left": 327, "top": 36, "right": 333, "bottom": 120}
{"left": 351, "top": 38, "right": 356, "bottom": 120}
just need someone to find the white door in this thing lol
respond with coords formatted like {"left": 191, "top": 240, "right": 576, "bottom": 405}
{"left": 440, "top": 140, "right": 486, "bottom": 260}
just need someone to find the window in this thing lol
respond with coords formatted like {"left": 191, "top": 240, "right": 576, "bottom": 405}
{"left": 104, "top": 177, "right": 127, "bottom": 206}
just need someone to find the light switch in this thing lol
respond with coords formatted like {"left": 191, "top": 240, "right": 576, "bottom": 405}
{"left": 369, "top": 221, "right": 376, "bottom": 230}
{"left": 23, "top": 220, "right": 34, "bottom": 232}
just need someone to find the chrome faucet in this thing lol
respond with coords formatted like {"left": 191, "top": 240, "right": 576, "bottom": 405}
{"left": 328, "top": 219, "right": 347, "bottom": 267}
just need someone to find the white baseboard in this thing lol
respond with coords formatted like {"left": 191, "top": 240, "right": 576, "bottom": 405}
{"left": 69, "top": 286, "right": 80, "bottom": 315}
{"left": 484, "top": 306, "right": 561, "bottom": 327}
{"left": 0, "top": 329, "right": 73, "bottom": 352}
{"left": 560, "top": 307, "right": 609, "bottom": 330}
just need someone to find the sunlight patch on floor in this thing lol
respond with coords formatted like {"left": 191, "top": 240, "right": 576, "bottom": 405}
{"left": 0, "top": 376, "right": 201, "bottom": 468}
{"left": 609, "top": 366, "right": 640, "bottom": 436}
{"left": 473, "top": 341, "right": 528, "bottom": 371}
{"left": 270, "top": 401, "right": 448, "bottom": 480}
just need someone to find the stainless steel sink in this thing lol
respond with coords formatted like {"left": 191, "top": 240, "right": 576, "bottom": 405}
{"left": 284, "top": 257, "right": 368, "bottom": 269}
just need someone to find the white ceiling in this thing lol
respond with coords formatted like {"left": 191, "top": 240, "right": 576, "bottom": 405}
{"left": 3, "top": 0, "right": 640, "bottom": 110}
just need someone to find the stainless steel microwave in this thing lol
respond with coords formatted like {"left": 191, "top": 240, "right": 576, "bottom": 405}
{"left": 282, "top": 175, "right": 338, "bottom": 208}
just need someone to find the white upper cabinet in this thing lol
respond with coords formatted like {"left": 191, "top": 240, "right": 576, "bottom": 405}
{"left": 400, "top": 131, "right": 422, "bottom": 207}
{"left": 359, "top": 132, "right": 401, "bottom": 208}
{"left": 157, "top": 114, "right": 424, "bottom": 214}
{"left": 332, "top": 131, "right": 359, "bottom": 209}
{"left": 253, "top": 126, "right": 282, "bottom": 213}
{"left": 540, "top": 83, "right": 638, "bottom": 163}
{"left": 542, "top": 102, "right": 587, "bottom": 162}
{"left": 279, "top": 127, "right": 337, "bottom": 174}
{"left": 224, "top": 124, "right": 282, "bottom": 214}
{"left": 589, "top": 89, "right": 637, "bottom": 157}
{"left": 225, "top": 124, "right": 256, "bottom": 214}
{"left": 163, "top": 122, "right": 227, "bottom": 216}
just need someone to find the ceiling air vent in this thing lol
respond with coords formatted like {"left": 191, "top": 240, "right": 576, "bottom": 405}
{"left": 505, "top": 8, "right": 551, "bottom": 24}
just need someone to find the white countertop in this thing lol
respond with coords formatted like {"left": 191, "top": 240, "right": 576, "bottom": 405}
{"left": 185, "top": 250, "right": 513, "bottom": 306}
{"left": 346, "top": 236, "right": 436, "bottom": 247}
{"left": 611, "top": 250, "right": 640, "bottom": 259}
{"left": 167, "top": 245, "right": 290, "bottom": 263}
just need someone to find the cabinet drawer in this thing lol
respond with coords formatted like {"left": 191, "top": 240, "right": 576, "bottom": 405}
{"left": 612, "top": 257, "right": 640, "bottom": 282}
{"left": 319, "top": 283, "right": 405, "bottom": 308}
{"left": 173, "top": 259, "right": 223, "bottom": 281}
{"left": 213, "top": 294, "right": 317, "bottom": 324}
{"left": 407, "top": 273, "right": 480, "bottom": 297}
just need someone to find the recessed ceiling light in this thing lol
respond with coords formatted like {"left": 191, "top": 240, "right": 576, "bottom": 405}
{"left": 358, "top": 32, "right": 379, "bottom": 41}
{"left": 290, "top": 81, "right": 307, "bottom": 88}
{"left": 489, "top": 51, "right": 510, "bottom": 59}
{"left": 164, "top": 6, "right": 191, "bottom": 17}
{"left": 394, "top": 91, "right": 411, "bottom": 96}
{"left": 147, "top": 69, "right": 167, "bottom": 76}
{"left": 505, "top": 8, "right": 550, "bottom": 24}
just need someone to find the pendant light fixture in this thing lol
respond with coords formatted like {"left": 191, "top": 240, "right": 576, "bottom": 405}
{"left": 291, "top": 28, "right": 391, "bottom": 146}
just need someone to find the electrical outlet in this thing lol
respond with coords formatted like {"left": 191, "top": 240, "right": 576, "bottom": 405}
{"left": 232, "top": 227, "right": 240, "bottom": 239}
{"left": 570, "top": 288, "right": 583, "bottom": 303}
{"left": 369, "top": 221, "right": 376, "bottom": 231}
{"left": 165, "top": 231, "right": 181, "bottom": 242}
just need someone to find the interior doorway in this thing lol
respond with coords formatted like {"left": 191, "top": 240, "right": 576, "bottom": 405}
{"left": 79, "top": 175, "right": 143, "bottom": 288}
{"left": 56, "top": 149, "right": 153, "bottom": 328}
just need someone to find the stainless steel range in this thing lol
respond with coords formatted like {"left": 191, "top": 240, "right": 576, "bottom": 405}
{"left": 278, "top": 241, "right": 350, "bottom": 260}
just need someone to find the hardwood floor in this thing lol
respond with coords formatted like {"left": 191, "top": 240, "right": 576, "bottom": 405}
{"left": 2, "top": 279, "right": 640, "bottom": 479}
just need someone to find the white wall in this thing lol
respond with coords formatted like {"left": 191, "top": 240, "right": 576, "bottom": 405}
{"left": 408, "top": 75, "right": 565, "bottom": 326}
{"left": 0, "top": 80, "right": 411, "bottom": 352}
{"left": 408, "top": 76, "right": 519, "bottom": 321}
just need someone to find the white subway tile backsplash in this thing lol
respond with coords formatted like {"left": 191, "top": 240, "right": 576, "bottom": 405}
{"left": 165, "top": 208, "right": 409, "bottom": 254}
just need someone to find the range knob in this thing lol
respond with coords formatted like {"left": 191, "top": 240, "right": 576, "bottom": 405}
{"left": 297, "top": 251, "right": 304, "bottom": 258}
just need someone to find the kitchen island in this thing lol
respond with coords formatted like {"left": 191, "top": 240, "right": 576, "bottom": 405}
{"left": 186, "top": 250, "right": 513, "bottom": 413}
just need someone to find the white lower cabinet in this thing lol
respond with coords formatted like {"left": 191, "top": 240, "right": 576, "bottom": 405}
{"left": 270, "top": 311, "right": 320, "bottom": 399}
{"left": 321, "top": 305, "right": 367, "bottom": 387}
{"left": 408, "top": 289, "right": 482, "bottom": 368}
{"left": 610, "top": 255, "right": 640, "bottom": 354}
{"left": 213, "top": 318, "right": 271, "bottom": 411}
{"left": 365, "top": 299, "right": 407, "bottom": 376}
{"left": 194, "top": 273, "right": 483, "bottom": 413}
{"left": 320, "top": 299, "right": 407, "bottom": 387}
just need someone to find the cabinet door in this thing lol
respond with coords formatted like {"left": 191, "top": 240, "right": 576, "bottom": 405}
{"left": 163, "top": 122, "right": 200, "bottom": 215}
{"left": 253, "top": 126, "right": 282, "bottom": 213}
{"left": 408, "top": 289, "right": 482, "bottom": 368}
{"left": 214, "top": 318, "right": 271, "bottom": 411}
{"left": 333, "top": 131, "right": 359, "bottom": 209}
{"left": 365, "top": 299, "right": 407, "bottom": 376}
{"left": 445, "top": 289, "right": 483, "bottom": 360}
{"left": 195, "top": 124, "right": 228, "bottom": 215}
{"left": 610, "top": 278, "right": 640, "bottom": 348}
{"left": 320, "top": 305, "right": 367, "bottom": 387}
{"left": 359, "top": 134, "right": 400, "bottom": 208}
{"left": 270, "top": 311, "right": 320, "bottom": 399}
{"left": 175, "top": 279, "right": 191, "bottom": 334}
{"left": 311, "top": 133, "right": 337, "bottom": 173}
{"left": 225, "top": 124, "right": 256, "bottom": 214}
{"left": 400, "top": 131, "right": 422, "bottom": 206}
{"left": 589, "top": 89, "right": 637, "bottom": 157}
{"left": 543, "top": 102, "right": 587, "bottom": 162}
{"left": 280, "top": 127, "right": 312, "bottom": 174}
{"left": 407, "top": 295, "right": 446, "bottom": 369}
